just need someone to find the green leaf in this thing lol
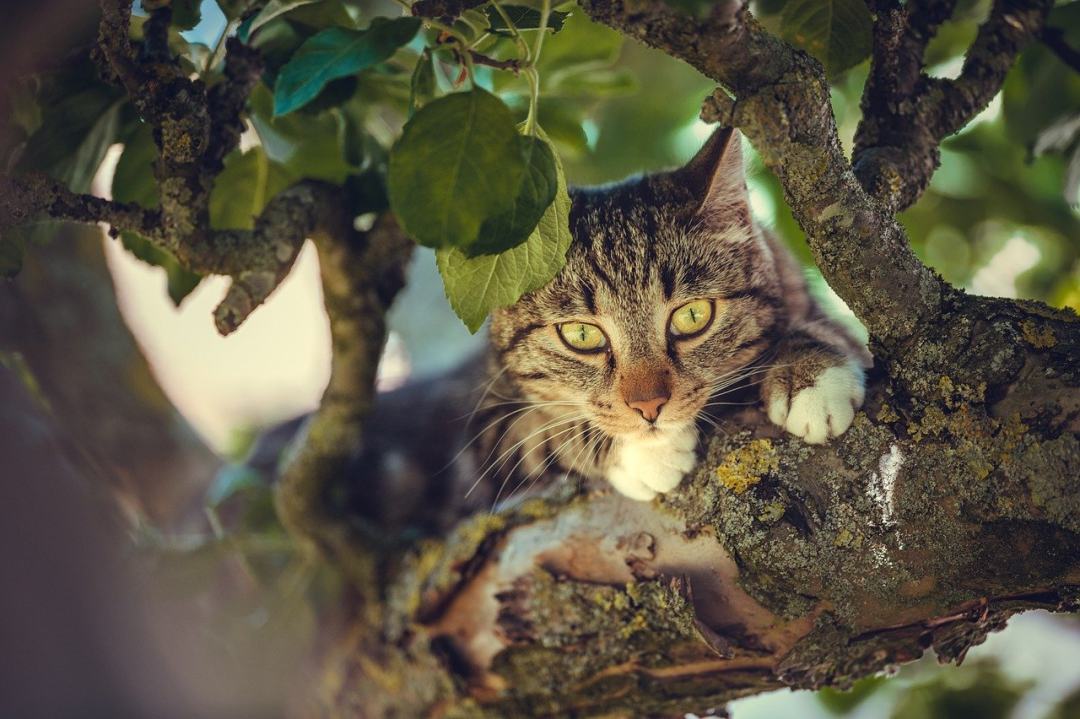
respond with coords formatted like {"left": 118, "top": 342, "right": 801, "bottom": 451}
{"left": 436, "top": 137, "right": 572, "bottom": 332}
{"left": 242, "top": 0, "right": 319, "bottom": 39}
{"left": 535, "top": 11, "right": 622, "bottom": 73}
{"left": 169, "top": 0, "right": 202, "bottom": 31}
{"left": 113, "top": 123, "right": 159, "bottom": 208}
{"left": 121, "top": 231, "right": 204, "bottom": 305}
{"left": 274, "top": 18, "right": 420, "bottom": 116}
{"left": 780, "top": 0, "right": 872, "bottom": 76}
{"left": 389, "top": 88, "right": 526, "bottom": 249}
{"left": 470, "top": 135, "right": 558, "bottom": 255}
{"left": 485, "top": 5, "right": 569, "bottom": 33}
{"left": 18, "top": 73, "right": 125, "bottom": 192}
{"left": 534, "top": 100, "right": 589, "bottom": 159}
{"left": 286, "top": 0, "right": 359, "bottom": 30}
{"left": 215, "top": 0, "right": 255, "bottom": 20}
{"left": 249, "top": 84, "right": 353, "bottom": 183}
{"left": 210, "top": 146, "right": 299, "bottom": 230}
{"left": 546, "top": 67, "right": 637, "bottom": 98}
{"left": 409, "top": 49, "right": 437, "bottom": 116}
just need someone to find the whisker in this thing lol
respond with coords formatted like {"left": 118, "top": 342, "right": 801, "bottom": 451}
{"left": 468, "top": 412, "right": 590, "bottom": 499}
{"left": 492, "top": 421, "right": 588, "bottom": 509}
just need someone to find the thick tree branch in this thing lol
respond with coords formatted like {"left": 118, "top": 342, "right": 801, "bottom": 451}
{"left": 852, "top": 0, "right": 957, "bottom": 209}
{"left": 580, "top": 1, "right": 944, "bottom": 353}
{"left": 275, "top": 209, "right": 412, "bottom": 580}
{"left": 854, "top": 0, "right": 1052, "bottom": 210}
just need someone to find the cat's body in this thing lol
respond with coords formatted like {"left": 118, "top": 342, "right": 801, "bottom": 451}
{"left": 314, "top": 127, "right": 868, "bottom": 527}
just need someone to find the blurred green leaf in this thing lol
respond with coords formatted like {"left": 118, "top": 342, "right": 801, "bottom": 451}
{"left": 818, "top": 675, "right": 886, "bottom": 714}
{"left": 436, "top": 136, "right": 571, "bottom": 331}
{"left": 285, "top": 0, "right": 359, "bottom": 30}
{"left": 113, "top": 122, "right": 159, "bottom": 208}
{"left": 168, "top": 0, "right": 202, "bottom": 30}
{"left": 215, "top": 0, "right": 256, "bottom": 19}
{"left": 389, "top": 88, "right": 526, "bottom": 249}
{"left": 547, "top": 67, "right": 637, "bottom": 98}
{"left": 888, "top": 660, "right": 1029, "bottom": 719}
{"left": 780, "top": 0, "right": 872, "bottom": 76}
{"left": 121, "top": 231, "right": 204, "bottom": 304}
{"left": 471, "top": 134, "right": 558, "bottom": 255}
{"left": 409, "top": 49, "right": 437, "bottom": 116}
{"left": 1003, "top": 5, "right": 1080, "bottom": 148}
{"left": 1033, "top": 113, "right": 1080, "bottom": 206}
{"left": 486, "top": 5, "right": 569, "bottom": 33}
{"left": 210, "top": 146, "right": 299, "bottom": 230}
{"left": 535, "top": 99, "right": 589, "bottom": 158}
{"left": 536, "top": 10, "right": 622, "bottom": 73}
{"left": 242, "top": 0, "right": 319, "bottom": 39}
{"left": 249, "top": 84, "right": 353, "bottom": 183}
{"left": 17, "top": 68, "right": 126, "bottom": 192}
{"left": 274, "top": 18, "right": 420, "bottom": 116}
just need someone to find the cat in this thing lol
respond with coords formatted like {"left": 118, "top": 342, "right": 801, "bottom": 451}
{"left": 473, "top": 125, "right": 870, "bottom": 503}
{"left": 273, "top": 125, "right": 870, "bottom": 529}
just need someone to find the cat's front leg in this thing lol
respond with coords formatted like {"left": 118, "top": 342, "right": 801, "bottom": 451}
{"left": 605, "top": 425, "right": 698, "bottom": 500}
{"left": 762, "top": 338, "right": 866, "bottom": 444}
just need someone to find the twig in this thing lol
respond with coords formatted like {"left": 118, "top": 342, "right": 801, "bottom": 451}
{"left": 853, "top": 0, "right": 1052, "bottom": 210}
{"left": 1040, "top": 25, "right": 1080, "bottom": 74}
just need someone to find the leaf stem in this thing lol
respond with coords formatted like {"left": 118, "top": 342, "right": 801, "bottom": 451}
{"left": 531, "top": 0, "right": 551, "bottom": 68}
{"left": 522, "top": 0, "right": 550, "bottom": 136}
{"left": 524, "top": 67, "right": 540, "bottom": 135}
{"left": 491, "top": 0, "right": 531, "bottom": 63}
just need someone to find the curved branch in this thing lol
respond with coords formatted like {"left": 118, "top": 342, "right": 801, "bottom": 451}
{"left": 854, "top": 0, "right": 1052, "bottom": 210}
{"left": 580, "top": 0, "right": 945, "bottom": 352}
{"left": 274, "top": 208, "right": 412, "bottom": 578}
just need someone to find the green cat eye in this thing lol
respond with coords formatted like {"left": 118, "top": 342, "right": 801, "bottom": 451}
{"left": 669, "top": 299, "right": 714, "bottom": 337}
{"left": 558, "top": 322, "right": 607, "bottom": 352}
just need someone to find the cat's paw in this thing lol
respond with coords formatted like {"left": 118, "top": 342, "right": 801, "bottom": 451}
{"left": 766, "top": 361, "right": 865, "bottom": 444}
{"left": 606, "top": 427, "right": 698, "bottom": 500}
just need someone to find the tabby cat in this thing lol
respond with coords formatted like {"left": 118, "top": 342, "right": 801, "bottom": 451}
{"left": 472, "top": 126, "right": 870, "bottom": 503}
{"left": 328, "top": 126, "right": 869, "bottom": 524}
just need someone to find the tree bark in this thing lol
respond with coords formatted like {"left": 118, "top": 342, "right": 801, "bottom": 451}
{"left": 307, "top": 2, "right": 1080, "bottom": 717}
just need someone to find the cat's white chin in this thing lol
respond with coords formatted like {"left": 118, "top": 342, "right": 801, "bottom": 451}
{"left": 605, "top": 424, "right": 698, "bottom": 501}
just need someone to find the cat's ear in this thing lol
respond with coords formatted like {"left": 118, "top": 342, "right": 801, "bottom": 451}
{"left": 676, "top": 125, "right": 751, "bottom": 226}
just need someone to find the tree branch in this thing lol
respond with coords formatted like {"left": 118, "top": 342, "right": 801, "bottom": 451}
{"left": 852, "top": 0, "right": 957, "bottom": 209}
{"left": 1040, "top": 25, "right": 1080, "bottom": 74}
{"left": 854, "top": 0, "right": 1052, "bottom": 210}
{"left": 580, "top": 1, "right": 945, "bottom": 353}
{"left": 274, "top": 209, "right": 412, "bottom": 580}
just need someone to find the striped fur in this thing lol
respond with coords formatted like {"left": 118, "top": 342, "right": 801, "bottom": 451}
{"left": 470, "top": 127, "right": 869, "bottom": 504}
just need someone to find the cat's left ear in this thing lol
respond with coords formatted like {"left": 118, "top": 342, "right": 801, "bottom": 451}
{"left": 676, "top": 125, "right": 751, "bottom": 226}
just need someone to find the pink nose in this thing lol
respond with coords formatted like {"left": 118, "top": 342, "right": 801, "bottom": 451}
{"left": 627, "top": 394, "right": 669, "bottom": 422}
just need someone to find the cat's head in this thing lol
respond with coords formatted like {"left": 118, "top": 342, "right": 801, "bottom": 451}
{"left": 490, "top": 127, "right": 784, "bottom": 440}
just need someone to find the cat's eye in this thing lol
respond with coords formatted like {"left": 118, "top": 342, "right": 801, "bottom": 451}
{"left": 558, "top": 322, "right": 608, "bottom": 353}
{"left": 669, "top": 299, "right": 714, "bottom": 338}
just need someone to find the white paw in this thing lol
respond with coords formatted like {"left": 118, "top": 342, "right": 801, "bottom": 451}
{"left": 605, "top": 426, "right": 698, "bottom": 500}
{"left": 767, "top": 362, "right": 865, "bottom": 444}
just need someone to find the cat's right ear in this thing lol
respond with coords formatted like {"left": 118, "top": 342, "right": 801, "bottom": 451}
{"left": 676, "top": 125, "right": 751, "bottom": 227}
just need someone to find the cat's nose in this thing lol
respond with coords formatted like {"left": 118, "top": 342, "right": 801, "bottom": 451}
{"left": 627, "top": 394, "right": 669, "bottom": 423}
